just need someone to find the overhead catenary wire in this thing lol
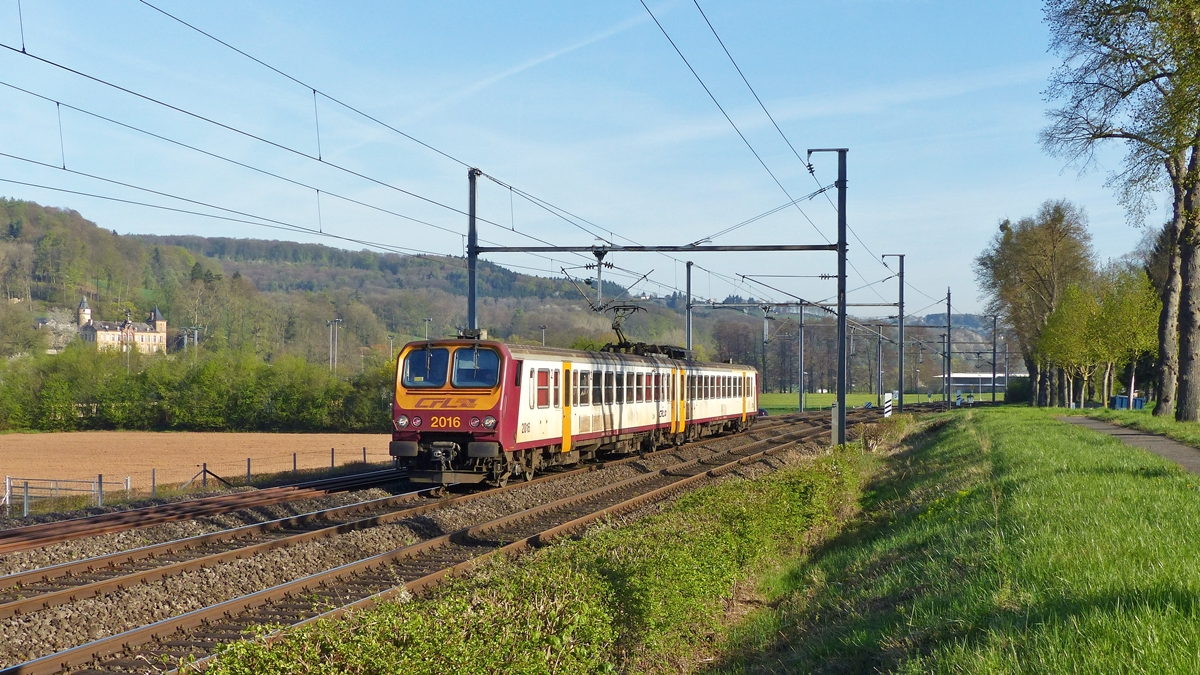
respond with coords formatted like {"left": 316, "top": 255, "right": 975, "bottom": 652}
{"left": 638, "top": 0, "right": 829, "bottom": 245}
{"left": 0, "top": 78, "right": 599, "bottom": 279}
{"left": 0, "top": 176, "right": 462, "bottom": 261}
{"left": 689, "top": 1, "right": 943, "bottom": 303}
{"left": 128, "top": 2, "right": 850, "bottom": 307}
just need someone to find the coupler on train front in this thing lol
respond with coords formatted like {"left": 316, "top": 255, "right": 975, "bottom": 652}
{"left": 390, "top": 432, "right": 525, "bottom": 487}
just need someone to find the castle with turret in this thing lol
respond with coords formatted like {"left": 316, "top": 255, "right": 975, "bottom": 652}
{"left": 76, "top": 298, "right": 168, "bottom": 354}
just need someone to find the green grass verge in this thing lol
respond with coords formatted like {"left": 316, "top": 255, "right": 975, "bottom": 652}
{"left": 205, "top": 450, "right": 873, "bottom": 674}
{"left": 712, "top": 407, "right": 1200, "bottom": 673}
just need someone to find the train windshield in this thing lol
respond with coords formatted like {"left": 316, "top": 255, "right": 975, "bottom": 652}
{"left": 402, "top": 347, "right": 449, "bottom": 388}
{"left": 452, "top": 347, "right": 501, "bottom": 388}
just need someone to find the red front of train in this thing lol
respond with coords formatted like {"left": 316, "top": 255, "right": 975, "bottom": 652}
{"left": 389, "top": 339, "right": 519, "bottom": 485}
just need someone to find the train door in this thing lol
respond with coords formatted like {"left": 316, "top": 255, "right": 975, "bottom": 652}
{"left": 741, "top": 372, "right": 748, "bottom": 423}
{"left": 562, "top": 362, "right": 572, "bottom": 453}
{"left": 668, "top": 367, "right": 678, "bottom": 433}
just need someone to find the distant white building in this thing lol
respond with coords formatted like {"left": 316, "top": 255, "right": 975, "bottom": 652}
{"left": 77, "top": 298, "right": 168, "bottom": 354}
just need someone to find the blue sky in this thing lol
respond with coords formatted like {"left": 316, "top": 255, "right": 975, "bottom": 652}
{"left": 0, "top": 1, "right": 1156, "bottom": 313}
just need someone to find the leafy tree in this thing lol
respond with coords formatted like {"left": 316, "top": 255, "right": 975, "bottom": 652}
{"left": 1042, "top": 0, "right": 1200, "bottom": 419}
{"left": 1100, "top": 265, "right": 1162, "bottom": 406}
{"left": 975, "top": 200, "right": 1096, "bottom": 406}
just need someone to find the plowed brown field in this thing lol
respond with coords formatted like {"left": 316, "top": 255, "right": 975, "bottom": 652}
{"left": 0, "top": 431, "right": 392, "bottom": 489}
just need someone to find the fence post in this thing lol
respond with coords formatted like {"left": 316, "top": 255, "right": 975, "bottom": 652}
{"left": 202, "top": 463, "right": 207, "bottom": 489}
{"left": 125, "top": 477, "right": 130, "bottom": 499}
{"left": 23, "top": 481, "right": 29, "bottom": 518}
{"left": 98, "top": 473, "right": 103, "bottom": 508}
{"left": 363, "top": 447, "right": 367, "bottom": 464}
{"left": 331, "top": 448, "right": 335, "bottom": 470}
{"left": 293, "top": 453, "right": 297, "bottom": 473}
{"left": 247, "top": 458, "right": 252, "bottom": 486}
{"left": 4, "top": 476, "right": 10, "bottom": 517}
{"left": 151, "top": 468, "right": 156, "bottom": 498}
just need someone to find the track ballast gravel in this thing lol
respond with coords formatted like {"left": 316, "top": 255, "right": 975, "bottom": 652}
{"left": 0, "top": 422, "right": 814, "bottom": 669}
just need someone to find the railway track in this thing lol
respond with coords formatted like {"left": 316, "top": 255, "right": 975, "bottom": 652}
{"left": 0, "top": 468, "right": 410, "bottom": 556}
{"left": 0, "top": 412, "right": 813, "bottom": 557}
{"left": 0, "top": 411, "right": 876, "bottom": 675}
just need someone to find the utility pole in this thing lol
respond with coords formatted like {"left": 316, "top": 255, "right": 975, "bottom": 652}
{"left": 685, "top": 261, "right": 693, "bottom": 351}
{"left": 946, "top": 288, "right": 952, "bottom": 406}
{"left": 594, "top": 250, "right": 606, "bottom": 307}
{"left": 798, "top": 307, "right": 805, "bottom": 413}
{"left": 992, "top": 315, "right": 998, "bottom": 404}
{"left": 423, "top": 318, "right": 432, "bottom": 340}
{"left": 883, "top": 254, "right": 904, "bottom": 411}
{"left": 1003, "top": 339, "right": 1009, "bottom": 403}
{"left": 336, "top": 319, "right": 342, "bottom": 371}
{"left": 761, "top": 308, "right": 772, "bottom": 393}
{"left": 388, "top": 334, "right": 395, "bottom": 360}
{"left": 539, "top": 325, "right": 547, "bottom": 346}
{"left": 876, "top": 324, "right": 883, "bottom": 408}
{"left": 467, "top": 167, "right": 481, "bottom": 331}
{"left": 809, "top": 148, "right": 848, "bottom": 444}
{"left": 326, "top": 320, "right": 333, "bottom": 371}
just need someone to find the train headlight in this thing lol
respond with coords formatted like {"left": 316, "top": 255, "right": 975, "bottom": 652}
{"left": 470, "top": 417, "right": 481, "bottom": 428}
{"left": 395, "top": 415, "right": 409, "bottom": 429}
{"left": 483, "top": 416, "right": 497, "bottom": 429}
{"left": 412, "top": 416, "right": 423, "bottom": 427}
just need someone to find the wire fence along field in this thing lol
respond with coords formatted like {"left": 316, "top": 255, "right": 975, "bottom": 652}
{"left": 0, "top": 431, "right": 393, "bottom": 515}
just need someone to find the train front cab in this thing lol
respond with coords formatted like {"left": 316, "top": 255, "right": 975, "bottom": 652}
{"left": 389, "top": 340, "right": 511, "bottom": 485}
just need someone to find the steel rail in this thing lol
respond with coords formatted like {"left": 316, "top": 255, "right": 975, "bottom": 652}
{"left": 0, "top": 414, "right": 825, "bottom": 623}
{"left": 0, "top": 412, "right": 816, "bottom": 556}
{"left": 0, "top": 417, "right": 846, "bottom": 675}
{"left": 0, "top": 468, "right": 408, "bottom": 555}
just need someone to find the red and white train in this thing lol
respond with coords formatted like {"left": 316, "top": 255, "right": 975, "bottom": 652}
{"left": 390, "top": 337, "right": 759, "bottom": 485}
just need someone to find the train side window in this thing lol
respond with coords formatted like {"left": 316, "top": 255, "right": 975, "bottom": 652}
{"left": 653, "top": 373, "right": 661, "bottom": 402}
{"left": 725, "top": 376, "right": 730, "bottom": 398}
{"left": 579, "top": 371, "right": 590, "bottom": 406}
{"left": 529, "top": 369, "right": 536, "bottom": 408}
{"left": 604, "top": 372, "right": 614, "bottom": 404}
{"left": 595, "top": 371, "right": 605, "bottom": 405}
{"left": 626, "top": 373, "right": 634, "bottom": 403}
{"left": 515, "top": 361, "right": 523, "bottom": 386}
{"left": 688, "top": 375, "right": 694, "bottom": 400}
{"left": 616, "top": 373, "right": 626, "bottom": 404}
{"left": 536, "top": 369, "right": 550, "bottom": 408}
{"left": 553, "top": 370, "right": 561, "bottom": 408}
{"left": 571, "top": 370, "right": 578, "bottom": 406}
{"left": 635, "top": 373, "right": 644, "bottom": 402}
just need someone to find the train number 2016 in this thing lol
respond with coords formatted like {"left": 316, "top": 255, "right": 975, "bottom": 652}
{"left": 520, "top": 422, "right": 531, "bottom": 434}
{"left": 429, "top": 416, "right": 461, "bottom": 429}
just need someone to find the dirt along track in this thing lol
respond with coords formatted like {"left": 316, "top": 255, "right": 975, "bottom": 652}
{"left": 0, "top": 410, "right": 878, "bottom": 674}
{"left": 0, "top": 431, "right": 393, "bottom": 488}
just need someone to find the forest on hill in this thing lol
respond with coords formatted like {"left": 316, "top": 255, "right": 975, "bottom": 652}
{"left": 0, "top": 198, "right": 992, "bottom": 432}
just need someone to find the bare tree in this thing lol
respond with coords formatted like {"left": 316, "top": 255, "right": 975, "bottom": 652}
{"left": 1041, "top": 0, "right": 1200, "bottom": 418}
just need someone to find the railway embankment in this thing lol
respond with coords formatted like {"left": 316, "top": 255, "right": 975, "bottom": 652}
{"left": 202, "top": 416, "right": 922, "bottom": 675}
{"left": 711, "top": 408, "right": 1200, "bottom": 674}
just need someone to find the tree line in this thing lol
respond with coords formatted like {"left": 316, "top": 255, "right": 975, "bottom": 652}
{"left": 0, "top": 342, "right": 394, "bottom": 432}
{"left": 1034, "top": 0, "right": 1200, "bottom": 419}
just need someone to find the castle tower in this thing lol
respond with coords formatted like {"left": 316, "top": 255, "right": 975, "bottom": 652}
{"left": 150, "top": 306, "right": 166, "bottom": 334}
{"left": 77, "top": 297, "right": 91, "bottom": 326}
